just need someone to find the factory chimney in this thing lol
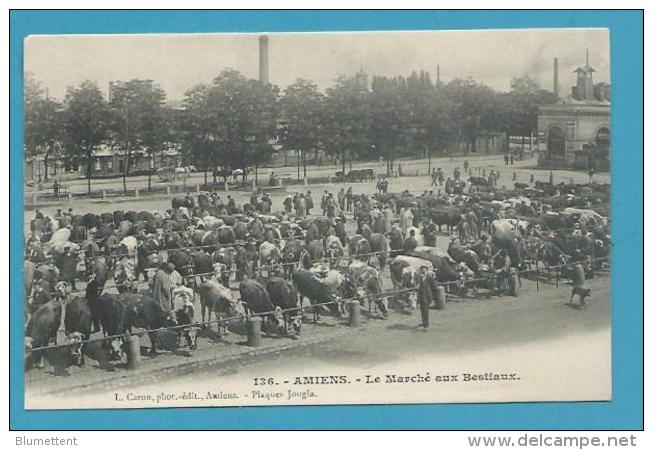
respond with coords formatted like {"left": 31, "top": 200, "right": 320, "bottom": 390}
{"left": 553, "top": 57, "right": 559, "bottom": 98}
{"left": 259, "top": 35, "right": 270, "bottom": 84}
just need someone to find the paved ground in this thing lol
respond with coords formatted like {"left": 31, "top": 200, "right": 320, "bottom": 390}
{"left": 25, "top": 271, "right": 610, "bottom": 409}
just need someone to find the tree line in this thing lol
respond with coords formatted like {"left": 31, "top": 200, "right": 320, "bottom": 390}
{"left": 24, "top": 69, "right": 558, "bottom": 194}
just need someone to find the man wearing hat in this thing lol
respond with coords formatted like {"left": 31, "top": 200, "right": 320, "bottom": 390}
{"left": 493, "top": 249, "right": 512, "bottom": 295}
{"left": 305, "top": 190, "right": 314, "bottom": 215}
{"left": 417, "top": 266, "right": 438, "bottom": 330}
{"left": 151, "top": 262, "right": 174, "bottom": 313}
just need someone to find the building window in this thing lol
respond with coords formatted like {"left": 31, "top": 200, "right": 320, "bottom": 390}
{"left": 107, "top": 159, "right": 113, "bottom": 170}
{"left": 95, "top": 159, "right": 101, "bottom": 171}
{"left": 566, "top": 121, "right": 575, "bottom": 140}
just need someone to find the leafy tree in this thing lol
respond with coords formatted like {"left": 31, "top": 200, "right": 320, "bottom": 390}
{"left": 63, "top": 81, "right": 110, "bottom": 195}
{"left": 24, "top": 74, "right": 63, "bottom": 182}
{"left": 280, "top": 79, "right": 325, "bottom": 178}
{"left": 442, "top": 78, "right": 498, "bottom": 154}
{"left": 109, "top": 79, "right": 167, "bottom": 193}
{"left": 324, "top": 72, "right": 371, "bottom": 172}
{"left": 180, "top": 83, "right": 217, "bottom": 184}
{"left": 370, "top": 75, "right": 410, "bottom": 173}
{"left": 206, "top": 69, "right": 280, "bottom": 181}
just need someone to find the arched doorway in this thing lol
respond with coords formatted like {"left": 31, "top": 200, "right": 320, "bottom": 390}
{"left": 547, "top": 127, "right": 565, "bottom": 161}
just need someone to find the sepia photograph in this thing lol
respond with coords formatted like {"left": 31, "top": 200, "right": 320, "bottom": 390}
{"left": 21, "top": 28, "right": 612, "bottom": 410}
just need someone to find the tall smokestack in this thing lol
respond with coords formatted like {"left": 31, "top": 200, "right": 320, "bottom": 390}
{"left": 259, "top": 35, "right": 269, "bottom": 84}
{"left": 553, "top": 57, "right": 559, "bottom": 98}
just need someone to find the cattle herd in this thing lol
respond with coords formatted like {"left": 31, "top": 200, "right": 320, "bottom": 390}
{"left": 23, "top": 176, "right": 611, "bottom": 379}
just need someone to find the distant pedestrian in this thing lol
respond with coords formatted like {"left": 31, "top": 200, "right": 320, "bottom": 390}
{"left": 345, "top": 187, "right": 353, "bottom": 212}
{"left": 510, "top": 155, "right": 514, "bottom": 165}
{"left": 305, "top": 191, "right": 314, "bottom": 215}
{"left": 588, "top": 168, "right": 596, "bottom": 184}
{"left": 504, "top": 154, "right": 509, "bottom": 166}
{"left": 338, "top": 188, "right": 346, "bottom": 210}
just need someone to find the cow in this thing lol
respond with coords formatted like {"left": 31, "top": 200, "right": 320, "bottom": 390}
{"left": 368, "top": 233, "right": 388, "bottom": 270}
{"left": 168, "top": 250, "right": 194, "bottom": 277}
{"left": 324, "top": 235, "right": 345, "bottom": 268}
{"left": 349, "top": 235, "right": 371, "bottom": 262}
{"left": 292, "top": 268, "right": 344, "bottom": 322}
{"left": 64, "top": 295, "right": 111, "bottom": 369}
{"left": 266, "top": 277, "right": 302, "bottom": 336}
{"left": 172, "top": 196, "right": 194, "bottom": 210}
{"left": 239, "top": 279, "right": 280, "bottom": 332}
{"left": 305, "top": 222, "right": 321, "bottom": 243}
{"left": 281, "top": 239, "right": 304, "bottom": 278}
{"left": 198, "top": 279, "right": 244, "bottom": 336}
{"left": 407, "top": 248, "right": 474, "bottom": 293}
{"left": 217, "top": 226, "right": 236, "bottom": 244}
{"left": 259, "top": 241, "right": 282, "bottom": 275}
{"left": 120, "top": 293, "right": 188, "bottom": 356}
{"left": 428, "top": 207, "right": 462, "bottom": 234}
{"left": 348, "top": 261, "right": 387, "bottom": 318}
{"left": 390, "top": 256, "right": 433, "bottom": 310}
{"left": 306, "top": 239, "right": 324, "bottom": 264}
{"left": 24, "top": 296, "right": 65, "bottom": 370}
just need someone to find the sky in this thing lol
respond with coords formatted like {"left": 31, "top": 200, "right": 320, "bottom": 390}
{"left": 24, "top": 28, "right": 610, "bottom": 103}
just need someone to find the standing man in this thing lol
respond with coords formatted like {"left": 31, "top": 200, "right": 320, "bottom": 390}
{"left": 345, "top": 187, "right": 353, "bottom": 212}
{"left": 510, "top": 154, "right": 514, "bottom": 165}
{"left": 337, "top": 188, "right": 346, "bottom": 211}
{"left": 283, "top": 194, "right": 293, "bottom": 213}
{"left": 424, "top": 218, "right": 437, "bottom": 247}
{"left": 305, "top": 190, "right": 314, "bottom": 215}
{"left": 504, "top": 154, "right": 509, "bottom": 166}
{"left": 588, "top": 168, "right": 596, "bottom": 184}
{"left": 403, "top": 229, "right": 418, "bottom": 253}
{"left": 326, "top": 193, "right": 336, "bottom": 218}
{"left": 151, "top": 262, "right": 173, "bottom": 313}
{"left": 321, "top": 190, "right": 329, "bottom": 215}
{"left": 297, "top": 194, "right": 306, "bottom": 217}
{"left": 464, "top": 160, "right": 469, "bottom": 174}
{"left": 399, "top": 207, "right": 413, "bottom": 237}
{"left": 494, "top": 249, "right": 512, "bottom": 295}
{"left": 417, "top": 266, "right": 438, "bottom": 330}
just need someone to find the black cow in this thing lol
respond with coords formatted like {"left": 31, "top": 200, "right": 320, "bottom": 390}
{"left": 239, "top": 279, "right": 280, "bottom": 332}
{"left": 121, "top": 293, "right": 192, "bottom": 355}
{"left": 291, "top": 269, "right": 342, "bottom": 322}
{"left": 64, "top": 296, "right": 111, "bottom": 369}
{"left": 282, "top": 240, "right": 304, "bottom": 278}
{"left": 306, "top": 239, "right": 324, "bottom": 263}
{"left": 168, "top": 250, "right": 193, "bottom": 277}
{"left": 428, "top": 207, "right": 462, "bottom": 233}
{"left": 172, "top": 196, "right": 194, "bottom": 210}
{"left": 266, "top": 277, "right": 301, "bottom": 336}
{"left": 24, "top": 298, "right": 67, "bottom": 370}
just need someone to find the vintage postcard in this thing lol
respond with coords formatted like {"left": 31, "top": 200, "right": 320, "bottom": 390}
{"left": 22, "top": 28, "right": 611, "bottom": 410}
